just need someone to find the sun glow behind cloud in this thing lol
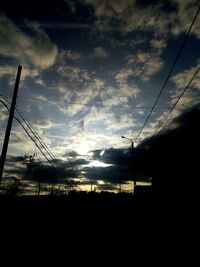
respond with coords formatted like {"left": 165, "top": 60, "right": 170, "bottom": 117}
{"left": 85, "top": 160, "right": 112, "bottom": 168}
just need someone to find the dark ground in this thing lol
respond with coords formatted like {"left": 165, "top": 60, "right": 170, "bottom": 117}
{"left": 0, "top": 190, "right": 197, "bottom": 225}
{"left": 0, "top": 191, "right": 198, "bottom": 264}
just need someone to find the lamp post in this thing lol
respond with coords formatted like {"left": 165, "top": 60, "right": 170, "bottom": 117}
{"left": 121, "top": 136, "right": 136, "bottom": 193}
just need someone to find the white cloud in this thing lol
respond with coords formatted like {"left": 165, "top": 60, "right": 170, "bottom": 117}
{"left": 81, "top": 0, "right": 200, "bottom": 40}
{"left": 115, "top": 68, "right": 140, "bottom": 97}
{"left": 57, "top": 66, "right": 80, "bottom": 80}
{"left": 35, "top": 78, "right": 45, "bottom": 86}
{"left": 101, "top": 87, "right": 129, "bottom": 107}
{"left": 32, "top": 119, "right": 53, "bottom": 129}
{"left": 171, "top": 63, "right": 200, "bottom": 91}
{"left": 0, "top": 65, "right": 16, "bottom": 78}
{"left": 115, "top": 68, "right": 134, "bottom": 83}
{"left": 58, "top": 50, "right": 81, "bottom": 62}
{"left": 125, "top": 51, "right": 164, "bottom": 81}
{"left": 81, "top": 0, "right": 134, "bottom": 18}
{"left": 57, "top": 78, "right": 105, "bottom": 116}
{"left": 0, "top": 106, "right": 7, "bottom": 122}
{"left": 123, "top": 1, "right": 200, "bottom": 39}
{"left": 8, "top": 128, "right": 37, "bottom": 154}
{"left": 169, "top": 63, "right": 200, "bottom": 118}
{"left": 150, "top": 39, "right": 167, "bottom": 53}
{"left": 7, "top": 118, "right": 67, "bottom": 157}
{"left": 170, "top": 0, "right": 200, "bottom": 38}
{"left": 57, "top": 85, "right": 74, "bottom": 101}
{"left": 120, "top": 84, "right": 140, "bottom": 98}
{"left": 0, "top": 12, "right": 58, "bottom": 69}
{"left": 123, "top": 5, "right": 170, "bottom": 36}
{"left": 103, "top": 95, "right": 128, "bottom": 107}
{"left": 62, "top": 117, "right": 135, "bottom": 155}
{"left": 9, "top": 119, "right": 54, "bottom": 154}
{"left": 0, "top": 65, "right": 40, "bottom": 83}
{"left": 81, "top": 0, "right": 168, "bottom": 35}
{"left": 141, "top": 57, "right": 164, "bottom": 81}
{"left": 84, "top": 107, "right": 135, "bottom": 132}
{"left": 90, "top": 47, "right": 108, "bottom": 58}
{"left": 106, "top": 114, "right": 135, "bottom": 131}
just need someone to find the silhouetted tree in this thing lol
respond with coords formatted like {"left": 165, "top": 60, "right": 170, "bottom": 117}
{"left": 23, "top": 154, "right": 43, "bottom": 195}
{"left": 22, "top": 154, "right": 81, "bottom": 194}
{"left": 1, "top": 177, "right": 23, "bottom": 196}
{"left": 23, "top": 154, "right": 37, "bottom": 171}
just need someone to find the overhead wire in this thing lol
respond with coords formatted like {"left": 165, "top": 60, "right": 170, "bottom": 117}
{"left": 1, "top": 4, "right": 200, "bottom": 162}
{"left": 152, "top": 64, "right": 200, "bottom": 136}
{"left": 0, "top": 97, "right": 63, "bottom": 176}
{"left": 15, "top": 105, "right": 81, "bottom": 189}
{"left": 134, "top": 4, "right": 200, "bottom": 144}
{"left": 1, "top": 93, "right": 59, "bottom": 165}
{"left": 0, "top": 94, "right": 78, "bottom": 190}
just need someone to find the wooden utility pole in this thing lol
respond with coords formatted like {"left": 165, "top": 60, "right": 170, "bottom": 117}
{"left": 0, "top": 65, "right": 22, "bottom": 184}
{"left": 91, "top": 182, "right": 93, "bottom": 192}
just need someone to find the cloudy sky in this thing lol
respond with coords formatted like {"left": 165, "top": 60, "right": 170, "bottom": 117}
{"left": 0, "top": 0, "right": 200, "bottom": 193}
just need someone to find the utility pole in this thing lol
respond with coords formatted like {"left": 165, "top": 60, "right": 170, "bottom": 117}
{"left": 119, "top": 182, "right": 122, "bottom": 193}
{"left": 121, "top": 136, "right": 136, "bottom": 193}
{"left": 0, "top": 65, "right": 22, "bottom": 184}
{"left": 131, "top": 141, "right": 136, "bottom": 192}
{"left": 91, "top": 182, "right": 93, "bottom": 192}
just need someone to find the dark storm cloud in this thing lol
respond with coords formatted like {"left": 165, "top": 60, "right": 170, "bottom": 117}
{"left": 100, "top": 147, "right": 131, "bottom": 165}
{"left": 91, "top": 147, "right": 131, "bottom": 164}
{"left": 135, "top": 104, "right": 200, "bottom": 194}
{"left": 20, "top": 161, "right": 78, "bottom": 186}
{"left": 64, "top": 150, "right": 80, "bottom": 158}
{"left": 50, "top": 157, "right": 89, "bottom": 172}
{"left": 83, "top": 165, "right": 126, "bottom": 184}
{"left": 90, "top": 149, "right": 102, "bottom": 160}
{"left": 5, "top": 155, "right": 24, "bottom": 163}
{"left": 83, "top": 148, "right": 137, "bottom": 184}
{"left": 2, "top": 155, "right": 85, "bottom": 187}
{"left": 60, "top": 151, "right": 90, "bottom": 166}
{"left": 63, "top": 158, "right": 89, "bottom": 167}
{"left": 84, "top": 105, "right": 200, "bottom": 188}
{"left": 2, "top": 153, "right": 88, "bottom": 188}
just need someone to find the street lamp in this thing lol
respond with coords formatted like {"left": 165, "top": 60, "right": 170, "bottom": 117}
{"left": 121, "top": 136, "right": 134, "bottom": 150}
{"left": 121, "top": 136, "right": 136, "bottom": 193}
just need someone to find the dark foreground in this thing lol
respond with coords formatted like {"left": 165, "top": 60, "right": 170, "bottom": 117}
{"left": 0, "top": 191, "right": 198, "bottom": 263}
{"left": 0, "top": 190, "right": 198, "bottom": 223}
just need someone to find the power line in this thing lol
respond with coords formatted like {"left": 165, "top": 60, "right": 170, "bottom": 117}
{"left": 0, "top": 92, "right": 12, "bottom": 104}
{"left": 0, "top": 99, "right": 9, "bottom": 110}
{"left": 1, "top": 94, "right": 57, "bottom": 164}
{"left": 153, "top": 64, "right": 200, "bottom": 136}
{"left": 15, "top": 115, "right": 77, "bottom": 189}
{"left": 14, "top": 105, "right": 80, "bottom": 189}
{"left": 0, "top": 95, "right": 79, "bottom": 190}
{"left": 16, "top": 106, "right": 59, "bottom": 160}
{"left": 134, "top": 4, "right": 200, "bottom": 144}
{"left": 0, "top": 97, "right": 63, "bottom": 176}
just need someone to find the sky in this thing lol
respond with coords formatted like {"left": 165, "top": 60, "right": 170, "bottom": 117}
{"left": 0, "top": 0, "right": 200, "bottom": 193}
